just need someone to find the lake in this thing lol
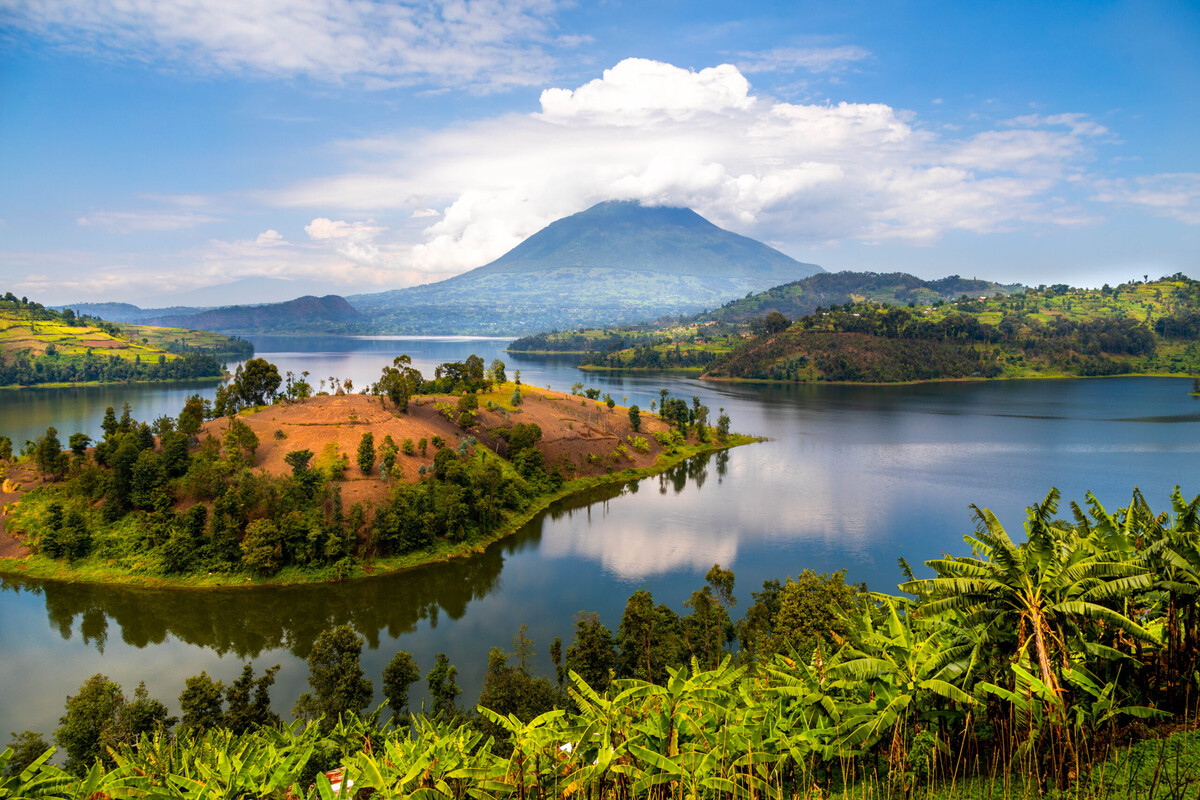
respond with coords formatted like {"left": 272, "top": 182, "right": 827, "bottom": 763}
{"left": 2, "top": 335, "right": 1198, "bottom": 738}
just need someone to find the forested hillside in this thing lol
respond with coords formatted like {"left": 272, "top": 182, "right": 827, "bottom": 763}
{"left": 0, "top": 293, "right": 250, "bottom": 387}
{"left": 704, "top": 274, "right": 1200, "bottom": 382}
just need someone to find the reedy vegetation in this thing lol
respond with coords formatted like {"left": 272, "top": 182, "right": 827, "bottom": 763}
{"left": 8, "top": 487, "right": 1200, "bottom": 797}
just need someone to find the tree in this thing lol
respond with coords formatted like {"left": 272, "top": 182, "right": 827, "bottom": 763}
{"left": 35, "top": 426, "right": 68, "bottom": 479}
{"left": 490, "top": 358, "right": 507, "bottom": 385}
{"left": 222, "top": 417, "right": 259, "bottom": 467}
{"left": 565, "top": 612, "right": 617, "bottom": 693}
{"left": 241, "top": 519, "right": 284, "bottom": 576}
{"left": 231, "top": 358, "right": 282, "bottom": 407}
{"left": 3, "top": 730, "right": 49, "bottom": 778}
{"left": 382, "top": 651, "right": 421, "bottom": 723}
{"left": 357, "top": 431, "right": 376, "bottom": 475}
{"left": 285, "top": 449, "right": 314, "bottom": 476}
{"left": 224, "top": 664, "right": 281, "bottom": 735}
{"left": 178, "top": 671, "right": 225, "bottom": 733}
{"left": 377, "top": 354, "right": 423, "bottom": 412}
{"left": 716, "top": 409, "right": 731, "bottom": 441}
{"left": 68, "top": 432, "right": 92, "bottom": 460}
{"left": 477, "top": 629, "right": 561, "bottom": 742}
{"left": 293, "top": 625, "right": 373, "bottom": 731}
{"left": 764, "top": 311, "right": 791, "bottom": 334}
{"left": 628, "top": 404, "right": 641, "bottom": 431}
{"left": 615, "top": 589, "right": 686, "bottom": 683}
{"left": 55, "top": 674, "right": 172, "bottom": 775}
{"left": 177, "top": 394, "right": 206, "bottom": 441}
{"left": 379, "top": 435, "right": 399, "bottom": 478}
{"left": 426, "top": 653, "right": 461, "bottom": 719}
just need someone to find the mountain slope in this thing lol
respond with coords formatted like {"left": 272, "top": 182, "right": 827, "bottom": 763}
{"left": 455, "top": 201, "right": 813, "bottom": 280}
{"left": 152, "top": 295, "right": 362, "bottom": 334}
{"left": 350, "top": 201, "right": 823, "bottom": 334}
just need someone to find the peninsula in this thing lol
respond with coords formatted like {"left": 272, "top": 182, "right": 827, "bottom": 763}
{"left": 0, "top": 356, "right": 753, "bottom": 587}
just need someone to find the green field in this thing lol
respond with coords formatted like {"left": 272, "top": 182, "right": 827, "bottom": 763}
{"left": 0, "top": 294, "right": 251, "bottom": 386}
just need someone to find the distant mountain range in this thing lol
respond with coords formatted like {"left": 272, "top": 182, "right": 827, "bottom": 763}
{"left": 64, "top": 201, "right": 825, "bottom": 335}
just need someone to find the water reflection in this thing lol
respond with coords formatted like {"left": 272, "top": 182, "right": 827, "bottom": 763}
{"left": 2, "top": 535, "right": 512, "bottom": 661}
{"left": 1, "top": 455, "right": 732, "bottom": 663}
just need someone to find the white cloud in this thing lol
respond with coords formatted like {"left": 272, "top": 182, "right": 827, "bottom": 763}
{"left": 1092, "top": 173, "right": 1200, "bottom": 225}
{"left": 255, "top": 229, "right": 285, "bottom": 245}
{"left": 76, "top": 209, "right": 223, "bottom": 232}
{"left": 538, "top": 59, "right": 755, "bottom": 123}
{"left": 304, "top": 218, "right": 384, "bottom": 241}
{"left": 5, "top": 0, "right": 563, "bottom": 90}
{"left": 267, "top": 58, "right": 1119, "bottom": 277}
{"left": 736, "top": 44, "right": 871, "bottom": 75}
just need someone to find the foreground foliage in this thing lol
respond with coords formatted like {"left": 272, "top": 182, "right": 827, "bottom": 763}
{"left": 10, "top": 486, "right": 1200, "bottom": 797}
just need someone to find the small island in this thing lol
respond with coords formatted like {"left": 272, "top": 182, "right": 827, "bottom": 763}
{"left": 0, "top": 355, "right": 755, "bottom": 587}
{"left": 0, "top": 292, "right": 252, "bottom": 387}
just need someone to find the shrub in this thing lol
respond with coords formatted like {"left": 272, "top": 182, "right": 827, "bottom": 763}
{"left": 401, "top": 438, "right": 415, "bottom": 455}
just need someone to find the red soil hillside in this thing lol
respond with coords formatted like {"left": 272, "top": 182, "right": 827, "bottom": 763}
{"left": 200, "top": 386, "right": 682, "bottom": 511}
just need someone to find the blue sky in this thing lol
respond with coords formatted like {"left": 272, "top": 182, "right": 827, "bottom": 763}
{"left": 1, "top": 0, "right": 1197, "bottom": 305}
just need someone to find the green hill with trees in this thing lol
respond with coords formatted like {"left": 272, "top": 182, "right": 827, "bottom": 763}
{"left": 704, "top": 274, "right": 1200, "bottom": 382}
{"left": 0, "top": 292, "right": 251, "bottom": 387}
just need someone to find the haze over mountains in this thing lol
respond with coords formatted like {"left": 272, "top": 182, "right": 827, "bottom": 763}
{"left": 69, "top": 201, "right": 828, "bottom": 334}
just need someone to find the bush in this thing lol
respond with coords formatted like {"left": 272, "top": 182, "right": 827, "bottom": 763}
{"left": 401, "top": 438, "right": 415, "bottom": 456}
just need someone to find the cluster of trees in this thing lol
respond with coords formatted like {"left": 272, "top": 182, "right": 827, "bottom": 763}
{"left": 370, "top": 442, "right": 542, "bottom": 556}
{"left": 0, "top": 351, "right": 224, "bottom": 387}
{"left": 507, "top": 330, "right": 662, "bottom": 354}
{"left": 14, "top": 484, "right": 1200, "bottom": 796}
{"left": 581, "top": 343, "right": 717, "bottom": 369}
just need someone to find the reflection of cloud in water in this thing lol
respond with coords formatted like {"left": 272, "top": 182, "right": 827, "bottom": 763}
{"left": 540, "top": 499, "right": 739, "bottom": 581}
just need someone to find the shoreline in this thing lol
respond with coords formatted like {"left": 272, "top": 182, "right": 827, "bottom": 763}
{"left": 698, "top": 369, "right": 1197, "bottom": 387}
{"left": 0, "top": 434, "right": 759, "bottom": 591}
{"left": 0, "top": 375, "right": 228, "bottom": 391}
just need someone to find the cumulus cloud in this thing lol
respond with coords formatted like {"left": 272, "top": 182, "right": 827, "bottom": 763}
{"left": 268, "top": 57, "right": 1120, "bottom": 277}
{"left": 1092, "top": 173, "right": 1200, "bottom": 225}
{"left": 255, "top": 229, "right": 285, "bottom": 245}
{"left": 4, "top": 0, "right": 563, "bottom": 90}
{"left": 538, "top": 59, "right": 755, "bottom": 123}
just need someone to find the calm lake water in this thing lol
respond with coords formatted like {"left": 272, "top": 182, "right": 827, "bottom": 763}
{"left": 2, "top": 335, "right": 1198, "bottom": 738}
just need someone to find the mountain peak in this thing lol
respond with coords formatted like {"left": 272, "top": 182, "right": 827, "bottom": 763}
{"left": 459, "top": 200, "right": 819, "bottom": 281}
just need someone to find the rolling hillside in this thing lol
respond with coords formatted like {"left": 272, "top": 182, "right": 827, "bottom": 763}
{"left": 0, "top": 294, "right": 250, "bottom": 386}
{"left": 704, "top": 275, "right": 1200, "bottom": 382}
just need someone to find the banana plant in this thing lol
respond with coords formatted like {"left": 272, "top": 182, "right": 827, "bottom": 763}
{"left": 827, "top": 597, "right": 974, "bottom": 776}
{"left": 0, "top": 744, "right": 77, "bottom": 799}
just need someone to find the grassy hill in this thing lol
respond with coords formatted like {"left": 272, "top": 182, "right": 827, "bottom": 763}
{"left": 704, "top": 274, "right": 1200, "bottom": 382}
{"left": 0, "top": 294, "right": 251, "bottom": 387}
{"left": 507, "top": 270, "right": 1022, "bottom": 370}
{"left": 699, "top": 270, "right": 1021, "bottom": 324}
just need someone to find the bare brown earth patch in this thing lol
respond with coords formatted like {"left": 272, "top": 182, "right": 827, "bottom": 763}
{"left": 195, "top": 387, "right": 678, "bottom": 513}
{"left": 0, "top": 463, "right": 38, "bottom": 557}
